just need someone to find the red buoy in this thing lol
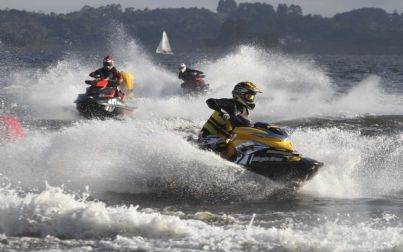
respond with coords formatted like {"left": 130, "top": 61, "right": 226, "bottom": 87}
{"left": 0, "top": 115, "right": 24, "bottom": 142}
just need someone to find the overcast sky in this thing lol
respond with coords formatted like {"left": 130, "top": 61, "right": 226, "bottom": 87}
{"left": 0, "top": 0, "right": 403, "bottom": 17}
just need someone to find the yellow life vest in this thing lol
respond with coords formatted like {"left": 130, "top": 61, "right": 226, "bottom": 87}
{"left": 202, "top": 111, "right": 233, "bottom": 139}
{"left": 120, "top": 71, "right": 134, "bottom": 97}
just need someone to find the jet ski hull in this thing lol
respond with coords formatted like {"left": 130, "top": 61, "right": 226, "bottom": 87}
{"left": 227, "top": 123, "right": 324, "bottom": 186}
{"left": 182, "top": 84, "right": 210, "bottom": 96}
{"left": 198, "top": 123, "right": 323, "bottom": 187}
{"left": 245, "top": 156, "right": 323, "bottom": 184}
{"left": 75, "top": 95, "right": 125, "bottom": 119}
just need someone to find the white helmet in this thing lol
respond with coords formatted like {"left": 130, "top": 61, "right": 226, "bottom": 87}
{"left": 179, "top": 63, "right": 186, "bottom": 73}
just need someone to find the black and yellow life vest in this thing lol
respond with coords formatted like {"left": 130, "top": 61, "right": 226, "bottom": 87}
{"left": 202, "top": 111, "right": 233, "bottom": 139}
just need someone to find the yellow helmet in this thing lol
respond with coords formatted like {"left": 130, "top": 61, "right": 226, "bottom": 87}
{"left": 232, "top": 81, "right": 261, "bottom": 110}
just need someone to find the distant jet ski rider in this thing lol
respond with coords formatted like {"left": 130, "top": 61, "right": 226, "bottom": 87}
{"left": 178, "top": 63, "right": 204, "bottom": 90}
{"left": 198, "top": 81, "right": 261, "bottom": 155}
{"left": 89, "top": 55, "right": 125, "bottom": 99}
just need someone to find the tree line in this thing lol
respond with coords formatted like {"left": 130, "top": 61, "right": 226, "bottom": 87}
{"left": 1, "top": 0, "right": 403, "bottom": 53}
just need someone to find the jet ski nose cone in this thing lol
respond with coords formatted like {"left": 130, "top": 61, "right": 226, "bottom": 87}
{"left": 315, "top": 161, "right": 324, "bottom": 168}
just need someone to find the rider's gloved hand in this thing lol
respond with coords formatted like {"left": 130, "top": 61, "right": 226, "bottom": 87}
{"left": 220, "top": 109, "right": 230, "bottom": 120}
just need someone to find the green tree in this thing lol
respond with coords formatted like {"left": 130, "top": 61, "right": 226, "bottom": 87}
{"left": 217, "top": 0, "right": 237, "bottom": 14}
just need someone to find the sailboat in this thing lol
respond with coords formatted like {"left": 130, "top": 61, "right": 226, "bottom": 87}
{"left": 156, "top": 31, "right": 173, "bottom": 54}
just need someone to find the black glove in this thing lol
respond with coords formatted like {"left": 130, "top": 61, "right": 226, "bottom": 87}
{"left": 220, "top": 109, "right": 230, "bottom": 120}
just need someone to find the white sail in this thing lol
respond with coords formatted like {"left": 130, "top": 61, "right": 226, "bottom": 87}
{"left": 156, "top": 31, "right": 173, "bottom": 54}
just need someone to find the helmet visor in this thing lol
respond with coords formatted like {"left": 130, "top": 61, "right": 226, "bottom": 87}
{"left": 103, "top": 61, "right": 113, "bottom": 67}
{"left": 245, "top": 94, "right": 255, "bottom": 102}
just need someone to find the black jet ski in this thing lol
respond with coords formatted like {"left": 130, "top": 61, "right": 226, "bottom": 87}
{"left": 74, "top": 79, "right": 134, "bottom": 119}
{"left": 181, "top": 72, "right": 210, "bottom": 96}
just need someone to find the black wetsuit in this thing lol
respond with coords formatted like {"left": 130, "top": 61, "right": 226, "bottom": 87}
{"left": 89, "top": 67, "right": 123, "bottom": 86}
{"left": 207, "top": 98, "right": 251, "bottom": 126}
{"left": 89, "top": 67, "right": 124, "bottom": 98}
{"left": 178, "top": 68, "right": 204, "bottom": 89}
{"left": 200, "top": 98, "right": 252, "bottom": 137}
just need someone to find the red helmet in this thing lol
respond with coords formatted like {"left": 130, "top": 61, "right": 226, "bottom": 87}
{"left": 103, "top": 55, "right": 114, "bottom": 69}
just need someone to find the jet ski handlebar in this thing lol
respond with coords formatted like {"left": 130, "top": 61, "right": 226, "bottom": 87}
{"left": 85, "top": 79, "right": 117, "bottom": 85}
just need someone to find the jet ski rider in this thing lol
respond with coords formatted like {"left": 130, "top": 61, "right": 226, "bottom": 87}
{"left": 198, "top": 81, "right": 261, "bottom": 155}
{"left": 178, "top": 63, "right": 204, "bottom": 90}
{"left": 89, "top": 55, "right": 125, "bottom": 99}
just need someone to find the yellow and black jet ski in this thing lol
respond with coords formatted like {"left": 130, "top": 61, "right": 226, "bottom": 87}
{"left": 208, "top": 122, "right": 323, "bottom": 184}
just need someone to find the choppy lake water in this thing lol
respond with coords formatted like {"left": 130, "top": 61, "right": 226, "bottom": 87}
{"left": 0, "top": 43, "right": 402, "bottom": 251}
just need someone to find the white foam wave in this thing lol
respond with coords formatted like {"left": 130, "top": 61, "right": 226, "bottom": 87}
{"left": 0, "top": 186, "right": 202, "bottom": 239}
{"left": 4, "top": 37, "right": 403, "bottom": 122}
{"left": 108, "top": 27, "right": 179, "bottom": 98}
{"left": 1, "top": 33, "right": 402, "bottom": 200}
{"left": 1, "top": 116, "right": 401, "bottom": 200}
{"left": 195, "top": 46, "right": 403, "bottom": 120}
{"left": 0, "top": 118, "right": 278, "bottom": 200}
{"left": 295, "top": 127, "right": 403, "bottom": 198}
{"left": 0, "top": 186, "right": 401, "bottom": 251}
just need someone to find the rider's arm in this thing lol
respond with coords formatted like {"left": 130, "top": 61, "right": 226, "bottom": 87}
{"left": 206, "top": 98, "right": 234, "bottom": 115}
{"left": 180, "top": 70, "right": 194, "bottom": 81}
{"left": 188, "top": 69, "right": 203, "bottom": 76}
{"left": 89, "top": 69, "right": 101, "bottom": 78}
{"left": 178, "top": 71, "right": 184, "bottom": 79}
{"left": 231, "top": 114, "right": 252, "bottom": 127}
{"left": 230, "top": 103, "right": 252, "bottom": 127}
